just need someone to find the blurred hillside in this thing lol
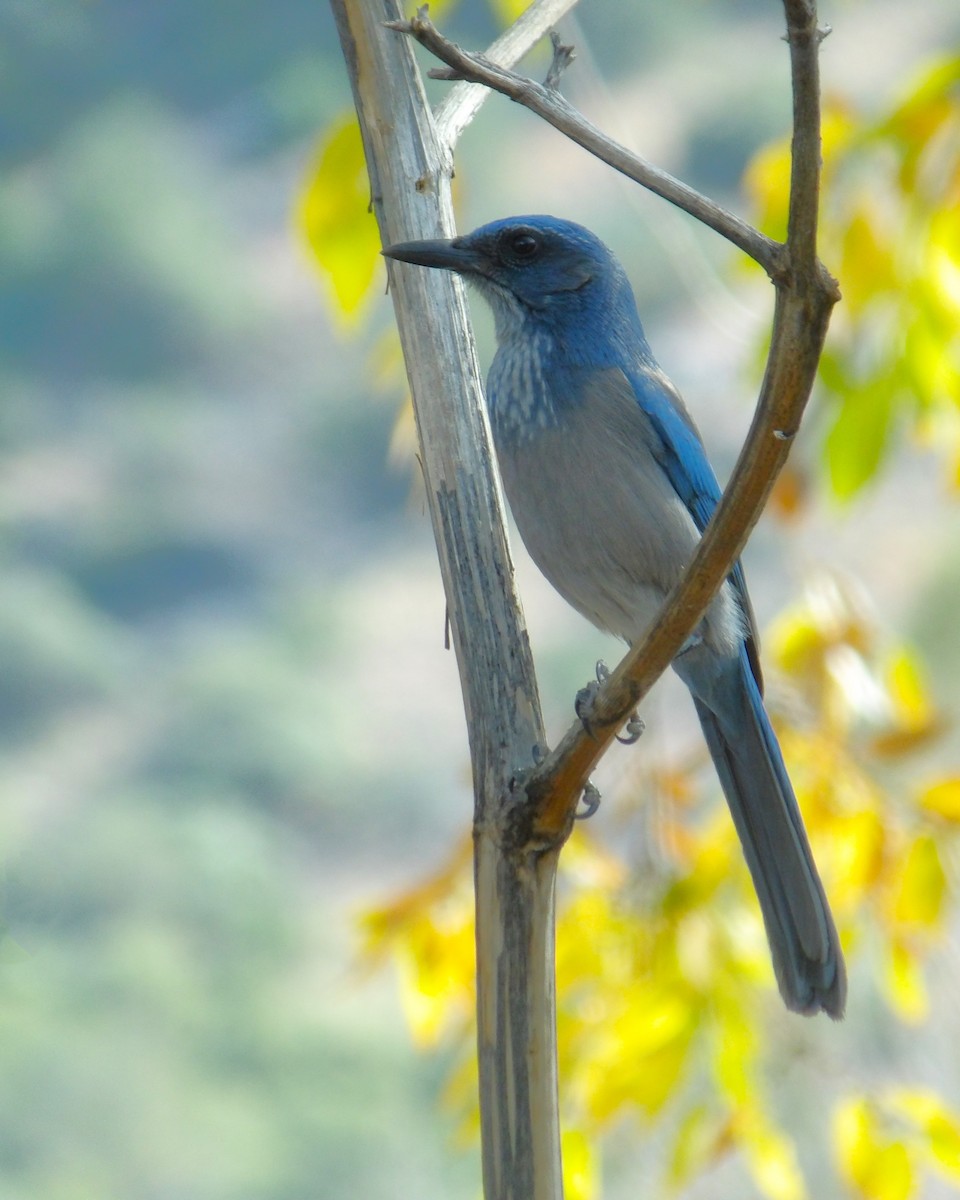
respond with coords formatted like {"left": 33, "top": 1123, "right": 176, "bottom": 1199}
{"left": 2, "top": 1, "right": 959, "bottom": 1198}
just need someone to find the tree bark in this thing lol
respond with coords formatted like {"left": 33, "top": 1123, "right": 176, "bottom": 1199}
{"left": 330, "top": 3, "right": 578, "bottom": 1196}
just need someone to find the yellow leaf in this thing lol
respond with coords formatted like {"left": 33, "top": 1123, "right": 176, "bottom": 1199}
{"left": 887, "top": 649, "right": 934, "bottom": 726}
{"left": 820, "top": 102, "right": 859, "bottom": 183}
{"left": 830, "top": 808, "right": 885, "bottom": 902}
{"left": 669, "top": 1105, "right": 736, "bottom": 1191}
{"left": 358, "top": 840, "right": 476, "bottom": 1047}
{"left": 883, "top": 940, "right": 928, "bottom": 1023}
{"left": 739, "top": 1107, "right": 806, "bottom": 1200}
{"left": 835, "top": 1098, "right": 914, "bottom": 1200}
{"left": 928, "top": 1113, "right": 960, "bottom": 1179}
{"left": 882, "top": 55, "right": 960, "bottom": 193}
{"left": 768, "top": 608, "right": 828, "bottom": 681}
{"left": 839, "top": 205, "right": 898, "bottom": 315}
{"left": 711, "top": 1004, "right": 758, "bottom": 1107}
{"left": 742, "top": 136, "right": 792, "bottom": 241}
{"left": 890, "top": 835, "right": 946, "bottom": 931}
{"left": 562, "top": 1128, "right": 600, "bottom": 1200}
{"left": 489, "top": 0, "right": 532, "bottom": 21}
{"left": 890, "top": 1089, "right": 960, "bottom": 1180}
{"left": 918, "top": 777, "right": 960, "bottom": 822}
{"left": 929, "top": 209, "right": 960, "bottom": 320}
{"left": 298, "top": 113, "right": 381, "bottom": 322}
{"left": 870, "top": 648, "right": 946, "bottom": 757}
{"left": 580, "top": 989, "right": 695, "bottom": 1121}
{"left": 395, "top": 902, "right": 476, "bottom": 1047}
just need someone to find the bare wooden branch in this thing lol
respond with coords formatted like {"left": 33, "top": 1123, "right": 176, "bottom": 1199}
{"left": 331, "top": 3, "right": 568, "bottom": 1197}
{"left": 389, "top": 8, "right": 783, "bottom": 274}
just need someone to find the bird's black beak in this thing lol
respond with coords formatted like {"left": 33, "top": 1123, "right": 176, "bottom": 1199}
{"left": 382, "top": 237, "right": 484, "bottom": 276}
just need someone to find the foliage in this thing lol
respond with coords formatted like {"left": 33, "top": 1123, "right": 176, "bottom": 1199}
{"left": 746, "top": 55, "right": 960, "bottom": 500}
{"left": 362, "top": 578, "right": 960, "bottom": 1198}
{"left": 836, "top": 1091, "right": 960, "bottom": 1200}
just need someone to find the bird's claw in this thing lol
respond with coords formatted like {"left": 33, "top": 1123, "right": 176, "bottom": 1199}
{"left": 575, "top": 782, "right": 601, "bottom": 820}
{"left": 574, "top": 681, "right": 599, "bottom": 736}
{"left": 617, "top": 713, "right": 645, "bottom": 745}
{"left": 575, "top": 661, "right": 611, "bottom": 738}
{"left": 576, "top": 661, "right": 643, "bottom": 744}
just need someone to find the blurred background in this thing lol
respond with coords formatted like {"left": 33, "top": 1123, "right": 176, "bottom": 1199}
{"left": 2, "top": 1, "right": 959, "bottom": 1197}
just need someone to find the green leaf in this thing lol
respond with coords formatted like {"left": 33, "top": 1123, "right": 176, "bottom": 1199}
{"left": 823, "top": 379, "right": 896, "bottom": 501}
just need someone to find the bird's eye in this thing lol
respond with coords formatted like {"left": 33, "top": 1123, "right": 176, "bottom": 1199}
{"left": 500, "top": 229, "right": 541, "bottom": 264}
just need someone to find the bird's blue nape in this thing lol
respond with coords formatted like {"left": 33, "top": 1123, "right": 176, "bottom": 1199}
{"left": 382, "top": 216, "right": 847, "bottom": 1018}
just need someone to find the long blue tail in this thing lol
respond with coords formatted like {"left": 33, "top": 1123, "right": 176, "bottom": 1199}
{"left": 687, "top": 651, "right": 846, "bottom": 1017}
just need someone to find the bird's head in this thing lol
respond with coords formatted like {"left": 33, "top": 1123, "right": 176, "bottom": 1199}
{"left": 383, "top": 216, "right": 637, "bottom": 343}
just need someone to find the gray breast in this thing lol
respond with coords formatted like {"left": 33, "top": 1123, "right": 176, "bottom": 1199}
{"left": 491, "top": 367, "right": 742, "bottom": 656}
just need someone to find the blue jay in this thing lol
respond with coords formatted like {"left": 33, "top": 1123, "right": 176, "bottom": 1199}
{"left": 384, "top": 216, "right": 845, "bottom": 1018}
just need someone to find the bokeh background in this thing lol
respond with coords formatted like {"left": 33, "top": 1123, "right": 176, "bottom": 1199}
{"left": 2, "top": 1, "right": 960, "bottom": 1197}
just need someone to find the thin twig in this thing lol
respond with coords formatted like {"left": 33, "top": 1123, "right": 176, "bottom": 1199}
{"left": 544, "top": 32, "right": 576, "bottom": 90}
{"left": 427, "top": 0, "right": 582, "bottom": 149}
{"left": 388, "top": 8, "right": 783, "bottom": 275}
{"left": 783, "top": 0, "right": 828, "bottom": 274}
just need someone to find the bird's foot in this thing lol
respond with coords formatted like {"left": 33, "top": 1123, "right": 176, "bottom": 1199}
{"left": 575, "top": 660, "right": 644, "bottom": 745}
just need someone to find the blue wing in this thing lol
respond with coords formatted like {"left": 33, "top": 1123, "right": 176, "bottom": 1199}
{"left": 625, "top": 364, "right": 722, "bottom": 531}
{"left": 625, "top": 363, "right": 763, "bottom": 687}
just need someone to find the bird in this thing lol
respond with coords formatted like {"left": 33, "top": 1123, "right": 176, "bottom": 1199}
{"left": 383, "top": 215, "right": 846, "bottom": 1018}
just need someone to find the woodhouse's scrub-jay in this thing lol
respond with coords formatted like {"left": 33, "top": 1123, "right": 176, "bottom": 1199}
{"left": 384, "top": 216, "right": 845, "bottom": 1018}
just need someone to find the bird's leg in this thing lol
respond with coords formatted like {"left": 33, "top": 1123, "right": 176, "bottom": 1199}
{"left": 575, "top": 660, "right": 644, "bottom": 745}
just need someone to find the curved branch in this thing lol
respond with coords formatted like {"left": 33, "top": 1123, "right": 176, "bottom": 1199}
{"left": 529, "top": 0, "right": 839, "bottom": 836}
